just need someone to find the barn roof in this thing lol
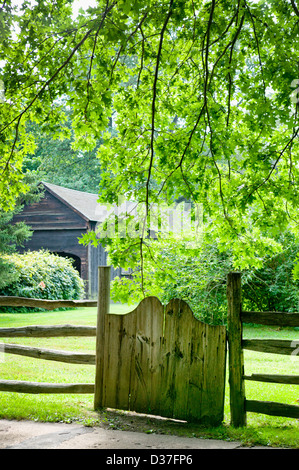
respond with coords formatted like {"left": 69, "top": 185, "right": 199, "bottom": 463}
{"left": 42, "top": 181, "right": 108, "bottom": 223}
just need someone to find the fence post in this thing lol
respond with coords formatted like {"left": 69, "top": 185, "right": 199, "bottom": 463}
{"left": 94, "top": 266, "right": 111, "bottom": 410}
{"left": 227, "top": 272, "right": 246, "bottom": 427}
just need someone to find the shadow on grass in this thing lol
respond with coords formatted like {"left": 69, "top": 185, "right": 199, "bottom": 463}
{"left": 88, "top": 407, "right": 298, "bottom": 449}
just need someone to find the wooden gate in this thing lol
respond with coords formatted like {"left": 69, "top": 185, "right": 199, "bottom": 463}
{"left": 94, "top": 267, "right": 227, "bottom": 425}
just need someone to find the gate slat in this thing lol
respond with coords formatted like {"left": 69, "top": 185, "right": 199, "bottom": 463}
{"left": 132, "top": 297, "right": 164, "bottom": 415}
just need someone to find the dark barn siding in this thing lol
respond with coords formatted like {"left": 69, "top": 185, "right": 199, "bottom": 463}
{"left": 88, "top": 242, "right": 120, "bottom": 299}
{"left": 13, "top": 190, "right": 87, "bottom": 230}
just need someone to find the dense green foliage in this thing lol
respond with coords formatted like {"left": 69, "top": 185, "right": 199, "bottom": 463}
{"left": 0, "top": 251, "right": 85, "bottom": 312}
{"left": 0, "top": 209, "right": 32, "bottom": 289}
{"left": 242, "top": 234, "right": 299, "bottom": 313}
{"left": 1, "top": 0, "right": 299, "bottom": 311}
{"left": 0, "top": 307, "right": 298, "bottom": 446}
{"left": 23, "top": 113, "right": 103, "bottom": 194}
{"left": 109, "top": 232, "right": 299, "bottom": 324}
{"left": 0, "top": 173, "right": 43, "bottom": 288}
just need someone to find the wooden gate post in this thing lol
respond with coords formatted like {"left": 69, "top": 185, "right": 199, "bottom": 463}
{"left": 227, "top": 272, "right": 246, "bottom": 427}
{"left": 94, "top": 266, "right": 111, "bottom": 410}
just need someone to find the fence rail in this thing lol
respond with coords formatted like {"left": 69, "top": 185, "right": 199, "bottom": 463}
{"left": 1, "top": 275, "right": 299, "bottom": 424}
{"left": 0, "top": 296, "right": 97, "bottom": 310}
{"left": 244, "top": 374, "right": 299, "bottom": 385}
{"left": 0, "top": 295, "right": 97, "bottom": 394}
{"left": 241, "top": 311, "right": 299, "bottom": 327}
{"left": 245, "top": 400, "right": 299, "bottom": 419}
{"left": 242, "top": 339, "right": 298, "bottom": 355}
{"left": 0, "top": 342, "right": 95, "bottom": 365}
{"left": 0, "top": 380, "right": 94, "bottom": 394}
{"left": 0, "top": 324, "right": 96, "bottom": 338}
{"left": 227, "top": 272, "right": 299, "bottom": 427}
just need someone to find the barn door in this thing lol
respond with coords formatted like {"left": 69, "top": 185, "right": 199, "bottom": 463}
{"left": 95, "top": 295, "right": 227, "bottom": 425}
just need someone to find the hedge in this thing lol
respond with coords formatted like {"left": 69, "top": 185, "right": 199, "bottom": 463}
{"left": 0, "top": 250, "right": 85, "bottom": 312}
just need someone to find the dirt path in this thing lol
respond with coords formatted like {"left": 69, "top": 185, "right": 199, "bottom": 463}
{"left": 0, "top": 419, "right": 270, "bottom": 450}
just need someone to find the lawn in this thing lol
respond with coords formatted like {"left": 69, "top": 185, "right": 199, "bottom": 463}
{"left": 0, "top": 305, "right": 298, "bottom": 448}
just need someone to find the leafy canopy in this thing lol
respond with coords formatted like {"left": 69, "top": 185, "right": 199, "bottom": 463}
{"left": 1, "top": 0, "right": 299, "bottom": 270}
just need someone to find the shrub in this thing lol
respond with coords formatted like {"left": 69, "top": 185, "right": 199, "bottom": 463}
{"left": 242, "top": 234, "right": 299, "bottom": 313}
{"left": 110, "top": 232, "right": 299, "bottom": 325}
{"left": 159, "top": 244, "right": 232, "bottom": 325}
{"left": 0, "top": 250, "right": 85, "bottom": 312}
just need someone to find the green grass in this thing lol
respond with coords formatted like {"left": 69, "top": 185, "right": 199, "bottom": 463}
{"left": 0, "top": 306, "right": 298, "bottom": 448}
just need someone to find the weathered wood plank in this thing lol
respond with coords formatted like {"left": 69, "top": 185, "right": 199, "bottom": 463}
{"left": 100, "top": 297, "right": 164, "bottom": 414}
{"left": 161, "top": 299, "right": 193, "bottom": 420}
{"left": 101, "top": 314, "right": 120, "bottom": 408}
{"left": 159, "top": 299, "right": 178, "bottom": 419}
{"left": 0, "top": 342, "right": 95, "bottom": 365}
{"left": 94, "top": 266, "right": 111, "bottom": 409}
{"left": 161, "top": 299, "right": 227, "bottom": 424}
{"left": 199, "top": 323, "right": 227, "bottom": 425}
{"left": 164, "top": 299, "right": 194, "bottom": 421}
{"left": 144, "top": 297, "right": 164, "bottom": 416}
{"left": 95, "top": 294, "right": 227, "bottom": 424}
{"left": 242, "top": 339, "right": 299, "bottom": 356}
{"left": 244, "top": 374, "right": 299, "bottom": 385}
{"left": 102, "top": 312, "right": 137, "bottom": 411}
{"left": 115, "top": 309, "right": 137, "bottom": 411}
{"left": 0, "top": 296, "right": 97, "bottom": 310}
{"left": 0, "top": 380, "right": 94, "bottom": 394}
{"left": 241, "top": 311, "right": 299, "bottom": 327}
{"left": 186, "top": 315, "right": 205, "bottom": 422}
{"left": 246, "top": 400, "right": 299, "bottom": 419}
{"left": 0, "top": 325, "right": 96, "bottom": 338}
{"left": 227, "top": 272, "right": 246, "bottom": 427}
{"left": 132, "top": 297, "right": 164, "bottom": 415}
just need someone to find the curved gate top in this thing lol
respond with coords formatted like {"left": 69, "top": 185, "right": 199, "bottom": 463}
{"left": 95, "top": 278, "right": 227, "bottom": 425}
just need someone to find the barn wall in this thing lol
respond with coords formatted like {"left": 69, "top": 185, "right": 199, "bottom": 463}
{"left": 13, "top": 190, "right": 87, "bottom": 230}
{"left": 12, "top": 188, "right": 121, "bottom": 299}
{"left": 12, "top": 189, "right": 91, "bottom": 295}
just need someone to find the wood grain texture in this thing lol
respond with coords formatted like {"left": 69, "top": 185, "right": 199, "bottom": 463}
{"left": 0, "top": 380, "right": 94, "bottom": 394}
{"left": 12, "top": 190, "right": 87, "bottom": 230}
{"left": 244, "top": 374, "right": 299, "bottom": 385}
{"left": 0, "top": 296, "right": 97, "bottom": 310}
{"left": 94, "top": 266, "right": 111, "bottom": 409}
{"left": 227, "top": 272, "right": 246, "bottom": 427}
{"left": 0, "top": 324, "right": 96, "bottom": 337}
{"left": 96, "top": 296, "right": 227, "bottom": 425}
{"left": 242, "top": 339, "right": 299, "bottom": 356}
{"left": 0, "top": 342, "right": 95, "bottom": 364}
{"left": 246, "top": 400, "right": 299, "bottom": 419}
{"left": 242, "top": 311, "right": 299, "bottom": 327}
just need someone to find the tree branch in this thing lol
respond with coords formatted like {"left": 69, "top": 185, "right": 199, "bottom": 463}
{"left": 290, "top": 0, "right": 299, "bottom": 17}
{"left": 0, "top": 0, "right": 117, "bottom": 178}
{"left": 244, "top": 0, "right": 266, "bottom": 98}
{"left": 145, "top": 0, "right": 174, "bottom": 219}
{"left": 245, "top": 127, "right": 299, "bottom": 201}
{"left": 226, "top": 14, "right": 244, "bottom": 127}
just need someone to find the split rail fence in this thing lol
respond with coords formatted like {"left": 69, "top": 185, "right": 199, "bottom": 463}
{"left": 0, "top": 296, "right": 97, "bottom": 395}
{"left": 0, "top": 266, "right": 227, "bottom": 425}
{"left": 227, "top": 272, "right": 299, "bottom": 427}
{"left": 0, "top": 269, "right": 298, "bottom": 427}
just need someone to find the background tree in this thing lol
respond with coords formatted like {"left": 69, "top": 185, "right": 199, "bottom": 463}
{"left": 1, "top": 0, "right": 299, "bottom": 306}
{"left": 23, "top": 110, "right": 103, "bottom": 193}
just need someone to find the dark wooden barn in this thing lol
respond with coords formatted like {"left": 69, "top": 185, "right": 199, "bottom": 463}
{"left": 12, "top": 182, "right": 123, "bottom": 298}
